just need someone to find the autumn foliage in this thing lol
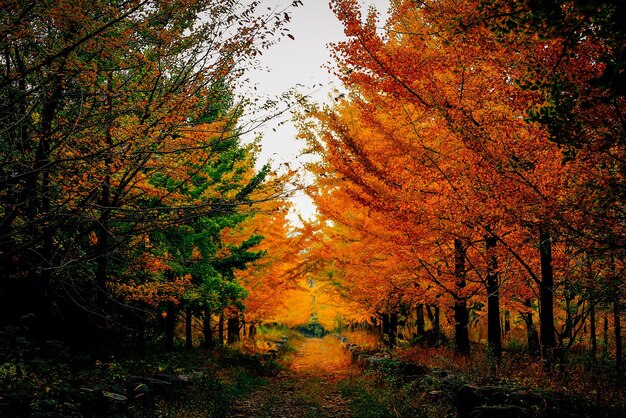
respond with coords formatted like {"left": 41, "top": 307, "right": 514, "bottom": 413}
{"left": 0, "top": 0, "right": 305, "bottom": 353}
{"left": 298, "top": 0, "right": 624, "bottom": 371}
{"left": 0, "top": 0, "right": 623, "bottom": 384}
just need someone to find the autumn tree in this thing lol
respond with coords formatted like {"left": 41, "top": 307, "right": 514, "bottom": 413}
{"left": 227, "top": 189, "right": 312, "bottom": 336}
{"left": 473, "top": 0, "right": 626, "bottom": 370}
{"left": 297, "top": 0, "right": 622, "bottom": 367}
{"left": 0, "top": 0, "right": 297, "bottom": 351}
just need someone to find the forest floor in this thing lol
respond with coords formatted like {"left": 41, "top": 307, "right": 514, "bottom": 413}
{"left": 228, "top": 335, "right": 357, "bottom": 417}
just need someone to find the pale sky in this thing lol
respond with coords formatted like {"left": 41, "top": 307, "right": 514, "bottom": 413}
{"left": 241, "top": 0, "right": 390, "bottom": 222}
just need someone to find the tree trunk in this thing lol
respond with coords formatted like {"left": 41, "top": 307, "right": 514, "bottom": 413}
{"left": 426, "top": 305, "right": 434, "bottom": 325}
{"left": 604, "top": 314, "right": 609, "bottom": 351}
{"left": 454, "top": 239, "right": 470, "bottom": 355}
{"left": 227, "top": 314, "right": 240, "bottom": 344}
{"left": 136, "top": 317, "right": 146, "bottom": 355}
{"left": 93, "top": 72, "right": 114, "bottom": 353}
{"left": 389, "top": 312, "right": 398, "bottom": 346}
{"left": 165, "top": 301, "right": 176, "bottom": 350}
{"left": 381, "top": 313, "right": 390, "bottom": 345}
{"left": 486, "top": 235, "right": 501, "bottom": 360}
{"left": 522, "top": 299, "right": 541, "bottom": 357}
{"left": 380, "top": 312, "right": 398, "bottom": 346}
{"left": 416, "top": 304, "right": 425, "bottom": 336}
{"left": 454, "top": 300, "right": 470, "bottom": 355}
{"left": 614, "top": 299, "right": 622, "bottom": 374}
{"left": 426, "top": 305, "right": 441, "bottom": 333}
{"left": 203, "top": 308, "right": 213, "bottom": 348}
{"left": 590, "top": 304, "right": 597, "bottom": 358}
{"left": 31, "top": 71, "right": 63, "bottom": 347}
{"left": 185, "top": 306, "right": 193, "bottom": 350}
{"left": 504, "top": 311, "right": 511, "bottom": 338}
{"left": 370, "top": 316, "right": 378, "bottom": 331}
{"left": 539, "top": 228, "right": 556, "bottom": 366}
{"left": 218, "top": 313, "right": 225, "bottom": 345}
{"left": 248, "top": 323, "right": 257, "bottom": 340}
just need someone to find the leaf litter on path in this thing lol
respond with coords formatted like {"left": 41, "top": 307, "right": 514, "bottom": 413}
{"left": 228, "top": 336, "right": 357, "bottom": 417}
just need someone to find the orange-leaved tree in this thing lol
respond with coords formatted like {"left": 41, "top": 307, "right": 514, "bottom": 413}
{"left": 0, "top": 0, "right": 298, "bottom": 350}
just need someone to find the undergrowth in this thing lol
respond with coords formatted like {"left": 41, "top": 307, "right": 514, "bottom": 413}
{"left": 338, "top": 374, "right": 455, "bottom": 418}
{"left": 233, "top": 324, "right": 301, "bottom": 356}
{"left": 0, "top": 332, "right": 275, "bottom": 417}
{"left": 394, "top": 344, "right": 625, "bottom": 411}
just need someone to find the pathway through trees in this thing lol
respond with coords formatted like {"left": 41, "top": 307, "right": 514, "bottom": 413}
{"left": 228, "top": 335, "right": 357, "bottom": 417}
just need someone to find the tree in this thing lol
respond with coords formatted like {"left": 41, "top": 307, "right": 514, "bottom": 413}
{"left": 297, "top": 0, "right": 623, "bottom": 365}
{"left": 0, "top": 0, "right": 297, "bottom": 350}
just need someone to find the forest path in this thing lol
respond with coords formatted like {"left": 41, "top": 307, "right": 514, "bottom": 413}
{"left": 228, "top": 335, "right": 357, "bottom": 417}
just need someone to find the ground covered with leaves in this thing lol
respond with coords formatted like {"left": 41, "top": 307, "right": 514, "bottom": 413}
{"left": 228, "top": 335, "right": 357, "bottom": 417}
{"left": 0, "top": 332, "right": 279, "bottom": 417}
{"left": 4, "top": 330, "right": 623, "bottom": 417}
{"left": 338, "top": 338, "right": 625, "bottom": 418}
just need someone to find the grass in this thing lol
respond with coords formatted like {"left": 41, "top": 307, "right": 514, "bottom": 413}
{"left": 331, "top": 332, "right": 624, "bottom": 417}
{"left": 132, "top": 365, "right": 266, "bottom": 417}
{"left": 0, "top": 335, "right": 275, "bottom": 417}
{"left": 393, "top": 343, "right": 625, "bottom": 412}
{"left": 256, "top": 324, "right": 298, "bottom": 341}
{"left": 338, "top": 374, "right": 455, "bottom": 418}
{"left": 293, "top": 376, "right": 324, "bottom": 413}
{"left": 231, "top": 324, "right": 301, "bottom": 358}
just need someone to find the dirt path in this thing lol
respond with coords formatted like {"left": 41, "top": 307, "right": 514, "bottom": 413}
{"left": 228, "top": 335, "right": 357, "bottom": 417}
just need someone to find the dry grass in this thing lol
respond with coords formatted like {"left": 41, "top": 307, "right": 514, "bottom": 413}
{"left": 341, "top": 330, "right": 383, "bottom": 351}
{"left": 395, "top": 345, "right": 625, "bottom": 410}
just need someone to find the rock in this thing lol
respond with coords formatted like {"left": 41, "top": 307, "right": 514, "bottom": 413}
{"left": 176, "top": 373, "right": 194, "bottom": 383}
{"left": 126, "top": 380, "right": 151, "bottom": 402}
{"left": 76, "top": 386, "right": 130, "bottom": 415}
{"left": 130, "top": 375, "right": 173, "bottom": 387}
{"left": 508, "top": 390, "right": 584, "bottom": 418}
{"left": 356, "top": 354, "right": 369, "bottom": 369}
{"left": 263, "top": 349, "right": 279, "bottom": 360}
{"left": 350, "top": 348, "right": 364, "bottom": 363}
{"left": 456, "top": 384, "right": 483, "bottom": 418}
{"left": 127, "top": 376, "right": 174, "bottom": 401}
{"left": 440, "top": 374, "right": 465, "bottom": 392}
{"left": 468, "top": 405, "right": 532, "bottom": 418}
{"left": 365, "top": 355, "right": 388, "bottom": 370}
{"left": 476, "top": 386, "right": 509, "bottom": 405}
{"left": 102, "top": 390, "right": 128, "bottom": 402}
{"left": 431, "top": 369, "right": 453, "bottom": 378}
{"left": 153, "top": 373, "right": 187, "bottom": 386}
{"left": 397, "top": 361, "right": 428, "bottom": 377}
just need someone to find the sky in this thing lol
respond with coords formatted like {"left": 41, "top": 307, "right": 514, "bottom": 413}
{"left": 241, "top": 0, "right": 389, "bottom": 222}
